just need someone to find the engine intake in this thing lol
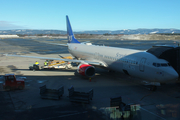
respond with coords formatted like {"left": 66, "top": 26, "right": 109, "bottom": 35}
{"left": 77, "top": 64, "right": 95, "bottom": 77}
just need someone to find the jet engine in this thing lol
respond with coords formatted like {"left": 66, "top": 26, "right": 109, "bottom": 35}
{"left": 77, "top": 64, "right": 95, "bottom": 77}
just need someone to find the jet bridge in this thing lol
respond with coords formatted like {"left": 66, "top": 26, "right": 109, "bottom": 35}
{"left": 147, "top": 45, "right": 180, "bottom": 76}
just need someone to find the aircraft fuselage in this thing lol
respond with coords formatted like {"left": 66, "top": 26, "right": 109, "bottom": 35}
{"left": 68, "top": 43, "right": 178, "bottom": 82}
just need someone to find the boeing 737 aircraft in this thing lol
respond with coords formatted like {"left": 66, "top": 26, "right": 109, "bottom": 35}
{"left": 6, "top": 16, "right": 179, "bottom": 90}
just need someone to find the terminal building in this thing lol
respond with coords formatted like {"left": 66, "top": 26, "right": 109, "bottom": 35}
{"left": 0, "top": 35, "right": 19, "bottom": 38}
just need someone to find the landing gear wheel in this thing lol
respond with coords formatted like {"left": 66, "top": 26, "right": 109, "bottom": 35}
{"left": 150, "top": 86, "right": 157, "bottom": 91}
{"left": 74, "top": 71, "right": 78, "bottom": 76}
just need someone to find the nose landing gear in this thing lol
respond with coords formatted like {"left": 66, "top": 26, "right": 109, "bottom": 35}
{"left": 149, "top": 85, "right": 157, "bottom": 91}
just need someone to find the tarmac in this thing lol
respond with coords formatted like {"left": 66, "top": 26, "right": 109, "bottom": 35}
{"left": 0, "top": 38, "right": 180, "bottom": 120}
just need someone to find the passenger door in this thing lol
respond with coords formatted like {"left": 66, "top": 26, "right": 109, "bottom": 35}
{"left": 139, "top": 58, "right": 146, "bottom": 72}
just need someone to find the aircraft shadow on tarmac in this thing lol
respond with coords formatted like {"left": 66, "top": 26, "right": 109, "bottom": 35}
{"left": 8, "top": 66, "right": 180, "bottom": 93}
{"left": 0, "top": 74, "right": 108, "bottom": 120}
{"left": 11, "top": 68, "right": 77, "bottom": 72}
{"left": 1, "top": 74, "right": 180, "bottom": 120}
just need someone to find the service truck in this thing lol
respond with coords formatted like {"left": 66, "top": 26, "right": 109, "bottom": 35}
{"left": 3, "top": 74, "right": 25, "bottom": 90}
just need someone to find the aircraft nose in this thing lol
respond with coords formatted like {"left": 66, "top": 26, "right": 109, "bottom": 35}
{"left": 166, "top": 69, "right": 179, "bottom": 81}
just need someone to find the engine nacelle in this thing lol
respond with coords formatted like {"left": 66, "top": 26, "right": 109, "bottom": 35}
{"left": 77, "top": 64, "right": 95, "bottom": 77}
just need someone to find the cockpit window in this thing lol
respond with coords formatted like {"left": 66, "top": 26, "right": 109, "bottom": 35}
{"left": 153, "top": 63, "right": 170, "bottom": 67}
{"left": 157, "top": 63, "right": 160, "bottom": 67}
{"left": 161, "top": 63, "right": 168, "bottom": 66}
{"left": 153, "top": 63, "right": 156, "bottom": 66}
{"left": 168, "top": 63, "right": 171, "bottom": 66}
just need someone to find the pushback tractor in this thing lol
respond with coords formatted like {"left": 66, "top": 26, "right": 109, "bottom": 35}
{"left": 3, "top": 74, "right": 25, "bottom": 91}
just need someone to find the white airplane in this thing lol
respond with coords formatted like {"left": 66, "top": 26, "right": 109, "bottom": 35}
{"left": 6, "top": 16, "right": 179, "bottom": 90}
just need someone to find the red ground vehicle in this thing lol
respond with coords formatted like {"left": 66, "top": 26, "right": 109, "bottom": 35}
{"left": 3, "top": 74, "right": 25, "bottom": 90}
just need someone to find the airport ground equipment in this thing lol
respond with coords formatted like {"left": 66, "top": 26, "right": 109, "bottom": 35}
{"left": 68, "top": 86, "right": 93, "bottom": 103}
{"left": 110, "top": 96, "right": 140, "bottom": 119}
{"left": 41, "top": 57, "right": 73, "bottom": 69}
{"left": 29, "top": 64, "right": 40, "bottom": 70}
{"left": 42, "top": 62, "right": 72, "bottom": 69}
{"left": 110, "top": 96, "right": 123, "bottom": 107}
{"left": 40, "top": 85, "right": 64, "bottom": 100}
{"left": 3, "top": 74, "right": 25, "bottom": 90}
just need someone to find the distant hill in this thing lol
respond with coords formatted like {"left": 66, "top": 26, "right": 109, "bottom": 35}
{"left": 0, "top": 30, "right": 66, "bottom": 35}
{"left": 0, "top": 29, "right": 180, "bottom": 35}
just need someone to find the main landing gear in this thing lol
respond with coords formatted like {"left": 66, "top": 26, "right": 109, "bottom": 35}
{"left": 142, "top": 81, "right": 160, "bottom": 91}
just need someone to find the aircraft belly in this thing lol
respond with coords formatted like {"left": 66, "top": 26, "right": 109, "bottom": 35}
{"left": 108, "top": 61, "right": 122, "bottom": 71}
{"left": 134, "top": 65, "right": 158, "bottom": 82}
{"left": 110, "top": 62, "right": 158, "bottom": 82}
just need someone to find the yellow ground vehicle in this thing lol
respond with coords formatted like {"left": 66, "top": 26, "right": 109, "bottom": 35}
{"left": 42, "top": 56, "right": 73, "bottom": 69}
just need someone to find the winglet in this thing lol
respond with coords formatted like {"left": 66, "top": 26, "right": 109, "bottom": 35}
{"left": 66, "top": 16, "right": 80, "bottom": 43}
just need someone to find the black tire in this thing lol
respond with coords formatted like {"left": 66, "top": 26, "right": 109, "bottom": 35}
{"left": 29, "top": 66, "right": 33, "bottom": 70}
{"left": 74, "top": 71, "right": 79, "bottom": 76}
{"left": 18, "top": 86, "right": 24, "bottom": 90}
{"left": 5, "top": 86, "right": 11, "bottom": 91}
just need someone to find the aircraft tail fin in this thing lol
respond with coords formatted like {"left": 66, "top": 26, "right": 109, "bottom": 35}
{"left": 66, "top": 16, "right": 80, "bottom": 43}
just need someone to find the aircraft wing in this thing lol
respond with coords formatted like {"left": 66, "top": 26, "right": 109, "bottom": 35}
{"left": 46, "top": 42, "right": 92, "bottom": 46}
{"left": 4, "top": 54, "right": 107, "bottom": 67}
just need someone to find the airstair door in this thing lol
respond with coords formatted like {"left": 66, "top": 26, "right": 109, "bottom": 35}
{"left": 139, "top": 58, "right": 146, "bottom": 72}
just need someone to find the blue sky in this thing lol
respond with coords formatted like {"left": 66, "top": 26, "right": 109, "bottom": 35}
{"left": 0, "top": 0, "right": 180, "bottom": 31}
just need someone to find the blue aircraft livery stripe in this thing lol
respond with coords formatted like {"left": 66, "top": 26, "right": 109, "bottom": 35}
{"left": 66, "top": 15, "right": 80, "bottom": 43}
